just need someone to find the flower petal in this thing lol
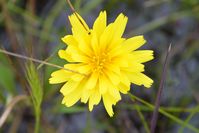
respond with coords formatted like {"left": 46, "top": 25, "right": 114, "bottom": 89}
{"left": 81, "top": 89, "right": 92, "bottom": 103}
{"left": 69, "top": 13, "right": 89, "bottom": 34}
{"left": 58, "top": 49, "right": 74, "bottom": 62}
{"left": 89, "top": 88, "right": 101, "bottom": 111}
{"left": 93, "top": 11, "right": 107, "bottom": 37}
{"left": 100, "top": 23, "right": 114, "bottom": 50}
{"left": 99, "top": 75, "right": 109, "bottom": 94}
{"left": 60, "top": 80, "right": 79, "bottom": 96}
{"left": 127, "top": 72, "right": 153, "bottom": 88}
{"left": 112, "top": 13, "right": 128, "bottom": 38}
{"left": 118, "top": 82, "right": 130, "bottom": 94}
{"left": 122, "top": 36, "right": 146, "bottom": 52}
{"left": 49, "top": 69, "right": 71, "bottom": 84}
{"left": 61, "top": 35, "right": 78, "bottom": 46}
{"left": 130, "top": 50, "right": 154, "bottom": 63}
{"left": 102, "top": 93, "right": 118, "bottom": 117}
{"left": 86, "top": 72, "right": 99, "bottom": 89}
{"left": 61, "top": 88, "right": 82, "bottom": 107}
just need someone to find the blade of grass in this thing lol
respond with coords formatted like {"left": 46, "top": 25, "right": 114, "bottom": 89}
{"left": 80, "top": 0, "right": 103, "bottom": 14}
{"left": 150, "top": 44, "right": 171, "bottom": 133}
{"left": 178, "top": 105, "right": 199, "bottom": 133}
{"left": 40, "top": 0, "right": 66, "bottom": 45}
{"left": 128, "top": 93, "right": 199, "bottom": 133}
{"left": 131, "top": 98, "right": 150, "bottom": 133}
{"left": 128, "top": 11, "right": 193, "bottom": 36}
{"left": 121, "top": 104, "right": 199, "bottom": 113}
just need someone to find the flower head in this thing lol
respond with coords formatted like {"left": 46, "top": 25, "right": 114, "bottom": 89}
{"left": 49, "top": 11, "right": 154, "bottom": 116}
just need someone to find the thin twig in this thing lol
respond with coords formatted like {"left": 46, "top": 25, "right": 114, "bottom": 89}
{"left": 150, "top": 44, "right": 171, "bottom": 133}
{"left": 0, "top": 49, "right": 87, "bottom": 76}
{"left": 0, "top": 95, "right": 27, "bottom": 128}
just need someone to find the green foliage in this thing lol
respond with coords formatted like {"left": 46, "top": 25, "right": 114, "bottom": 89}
{"left": 128, "top": 93, "right": 199, "bottom": 133}
{"left": 25, "top": 62, "right": 43, "bottom": 133}
{"left": 53, "top": 104, "right": 85, "bottom": 114}
{"left": 0, "top": 53, "right": 16, "bottom": 97}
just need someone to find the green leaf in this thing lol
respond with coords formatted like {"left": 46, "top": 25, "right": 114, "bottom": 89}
{"left": 0, "top": 53, "right": 16, "bottom": 95}
{"left": 53, "top": 104, "right": 85, "bottom": 114}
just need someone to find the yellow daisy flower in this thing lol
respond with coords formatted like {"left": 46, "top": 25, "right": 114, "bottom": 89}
{"left": 49, "top": 11, "right": 154, "bottom": 117}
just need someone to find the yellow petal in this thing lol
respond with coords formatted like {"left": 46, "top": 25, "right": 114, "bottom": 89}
{"left": 64, "top": 44, "right": 89, "bottom": 63}
{"left": 64, "top": 63, "right": 84, "bottom": 70}
{"left": 78, "top": 65, "right": 91, "bottom": 74}
{"left": 49, "top": 69, "right": 71, "bottom": 84}
{"left": 69, "top": 13, "right": 89, "bottom": 35}
{"left": 93, "top": 11, "right": 107, "bottom": 37}
{"left": 108, "top": 38, "right": 125, "bottom": 56}
{"left": 86, "top": 72, "right": 99, "bottom": 89}
{"left": 61, "top": 87, "right": 82, "bottom": 107}
{"left": 58, "top": 49, "right": 74, "bottom": 62}
{"left": 104, "top": 69, "right": 120, "bottom": 85}
{"left": 81, "top": 89, "right": 92, "bottom": 103}
{"left": 71, "top": 74, "right": 84, "bottom": 81}
{"left": 105, "top": 63, "right": 120, "bottom": 75}
{"left": 99, "top": 75, "right": 109, "bottom": 94}
{"left": 130, "top": 50, "right": 154, "bottom": 63}
{"left": 127, "top": 72, "right": 153, "bottom": 88}
{"left": 89, "top": 88, "right": 101, "bottom": 111}
{"left": 64, "top": 64, "right": 85, "bottom": 74}
{"left": 60, "top": 80, "right": 79, "bottom": 95}
{"left": 61, "top": 79, "right": 86, "bottom": 107}
{"left": 64, "top": 45, "right": 89, "bottom": 62}
{"left": 112, "top": 13, "right": 128, "bottom": 38}
{"left": 72, "top": 53, "right": 89, "bottom": 63}
{"left": 122, "top": 36, "right": 146, "bottom": 52}
{"left": 91, "top": 30, "right": 99, "bottom": 54}
{"left": 61, "top": 35, "right": 78, "bottom": 46}
{"left": 108, "top": 87, "right": 121, "bottom": 101}
{"left": 100, "top": 23, "right": 114, "bottom": 50}
{"left": 118, "top": 82, "right": 130, "bottom": 94}
{"left": 102, "top": 93, "right": 118, "bottom": 117}
{"left": 122, "top": 62, "right": 145, "bottom": 73}
{"left": 78, "top": 37, "right": 92, "bottom": 56}
{"left": 118, "top": 72, "right": 131, "bottom": 94}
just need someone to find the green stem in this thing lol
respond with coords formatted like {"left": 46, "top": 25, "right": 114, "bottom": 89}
{"left": 34, "top": 108, "right": 41, "bottom": 133}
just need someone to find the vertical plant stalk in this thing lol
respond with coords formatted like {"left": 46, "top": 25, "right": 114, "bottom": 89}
{"left": 26, "top": 63, "right": 43, "bottom": 133}
{"left": 150, "top": 44, "right": 171, "bottom": 133}
{"left": 35, "top": 107, "right": 41, "bottom": 133}
{"left": 26, "top": 0, "right": 36, "bottom": 55}
{"left": 0, "top": 0, "right": 19, "bottom": 51}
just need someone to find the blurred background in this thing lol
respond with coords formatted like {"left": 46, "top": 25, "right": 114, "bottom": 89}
{"left": 0, "top": 0, "right": 199, "bottom": 133}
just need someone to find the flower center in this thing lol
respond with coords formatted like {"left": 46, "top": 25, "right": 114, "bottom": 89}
{"left": 90, "top": 52, "right": 110, "bottom": 73}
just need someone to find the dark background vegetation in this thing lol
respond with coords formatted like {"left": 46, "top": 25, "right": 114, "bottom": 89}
{"left": 0, "top": 0, "right": 199, "bottom": 133}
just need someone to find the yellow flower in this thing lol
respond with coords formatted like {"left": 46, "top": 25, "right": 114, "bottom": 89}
{"left": 49, "top": 11, "right": 154, "bottom": 117}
